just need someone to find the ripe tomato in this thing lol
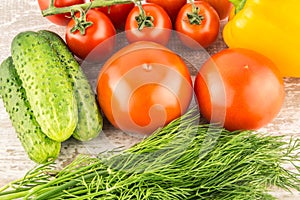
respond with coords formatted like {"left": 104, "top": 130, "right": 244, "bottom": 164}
{"left": 194, "top": 48, "right": 285, "bottom": 131}
{"left": 175, "top": 1, "right": 220, "bottom": 49}
{"left": 65, "top": 9, "right": 116, "bottom": 62}
{"left": 92, "top": 1, "right": 134, "bottom": 30}
{"left": 195, "top": 0, "right": 233, "bottom": 20}
{"left": 38, "top": 0, "right": 85, "bottom": 26}
{"left": 145, "top": 0, "right": 187, "bottom": 24}
{"left": 96, "top": 41, "right": 193, "bottom": 135}
{"left": 125, "top": 3, "right": 172, "bottom": 46}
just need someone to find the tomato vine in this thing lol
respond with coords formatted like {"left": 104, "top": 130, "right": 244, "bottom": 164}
{"left": 42, "top": 0, "right": 133, "bottom": 17}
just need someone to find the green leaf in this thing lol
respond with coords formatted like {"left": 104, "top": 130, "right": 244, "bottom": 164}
{"left": 229, "top": 0, "right": 247, "bottom": 14}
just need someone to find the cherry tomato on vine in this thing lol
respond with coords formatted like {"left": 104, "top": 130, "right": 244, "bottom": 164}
{"left": 96, "top": 41, "right": 193, "bottom": 135}
{"left": 125, "top": 3, "right": 172, "bottom": 46}
{"left": 145, "top": 0, "right": 186, "bottom": 24}
{"left": 195, "top": 0, "right": 233, "bottom": 20}
{"left": 38, "top": 0, "right": 85, "bottom": 26}
{"left": 194, "top": 48, "right": 285, "bottom": 131}
{"left": 65, "top": 9, "right": 116, "bottom": 62}
{"left": 175, "top": 1, "right": 220, "bottom": 49}
{"left": 91, "top": 1, "right": 134, "bottom": 30}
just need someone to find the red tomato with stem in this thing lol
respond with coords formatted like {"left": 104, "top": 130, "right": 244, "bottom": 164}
{"left": 125, "top": 3, "right": 172, "bottom": 46}
{"left": 194, "top": 48, "right": 285, "bottom": 131}
{"left": 96, "top": 41, "right": 193, "bottom": 135}
{"left": 145, "top": 0, "right": 187, "bottom": 24}
{"left": 195, "top": 0, "right": 233, "bottom": 20}
{"left": 175, "top": 1, "right": 220, "bottom": 49}
{"left": 65, "top": 9, "right": 116, "bottom": 62}
{"left": 38, "top": 0, "right": 85, "bottom": 26}
{"left": 92, "top": 1, "right": 134, "bottom": 30}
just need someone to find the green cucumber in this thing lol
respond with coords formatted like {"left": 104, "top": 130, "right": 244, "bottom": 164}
{"left": 38, "top": 30, "right": 103, "bottom": 141}
{"left": 11, "top": 31, "right": 78, "bottom": 142}
{"left": 0, "top": 57, "right": 61, "bottom": 163}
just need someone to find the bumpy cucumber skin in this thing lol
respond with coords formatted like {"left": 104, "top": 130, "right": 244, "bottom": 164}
{"left": 0, "top": 57, "right": 61, "bottom": 163}
{"left": 11, "top": 31, "right": 78, "bottom": 142}
{"left": 38, "top": 30, "right": 103, "bottom": 141}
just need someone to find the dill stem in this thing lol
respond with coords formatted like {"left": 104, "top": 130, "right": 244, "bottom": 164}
{"left": 0, "top": 190, "right": 29, "bottom": 200}
{"left": 34, "top": 170, "right": 106, "bottom": 200}
{"left": 24, "top": 159, "right": 107, "bottom": 199}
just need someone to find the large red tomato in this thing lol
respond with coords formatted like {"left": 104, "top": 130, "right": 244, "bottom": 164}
{"left": 96, "top": 41, "right": 193, "bottom": 135}
{"left": 195, "top": 0, "right": 233, "bottom": 20}
{"left": 194, "top": 48, "right": 285, "bottom": 131}
{"left": 125, "top": 3, "right": 172, "bottom": 46}
{"left": 92, "top": 1, "right": 134, "bottom": 30}
{"left": 38, "top": 0, "right": 85, "bottom": 26}
{"left": 145, "top": 0, "right": 187, "bottom": 23}
{"left": 65, "top": 9, "right": 116, "bottom": 62}
{"left": 175, "top": 1, "right": 220, "bottom": 49}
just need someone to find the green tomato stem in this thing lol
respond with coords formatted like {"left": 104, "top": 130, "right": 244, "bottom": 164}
{"left": 70, "top": 6, "right": 93, "bottom": 35}
{"left": 42, "top": 0, "right": 133, "bottom": 17}
{"left": 187, "top": 0, "right": 205, "bottom": 25}
{"left": 49, "top": 0, "right": 54, "bottom": 7}
{"left": 133, "top": 0, "right": 154, "bottom": 31}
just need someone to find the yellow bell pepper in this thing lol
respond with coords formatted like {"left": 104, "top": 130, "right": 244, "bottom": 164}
{"left": 223, "top": 0, "right": 300, "bottom": 77}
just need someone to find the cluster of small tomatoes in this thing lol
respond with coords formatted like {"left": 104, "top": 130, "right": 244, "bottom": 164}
{"left": 38, "top": 0, "right": 285, "bottom": 135}
{"left": 38, "top": 0, "right": 232, "bottom": 61}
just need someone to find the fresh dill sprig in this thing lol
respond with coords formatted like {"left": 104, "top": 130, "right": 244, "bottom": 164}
{"left": 0, "top": 107, "right": 299, "bottom": 200}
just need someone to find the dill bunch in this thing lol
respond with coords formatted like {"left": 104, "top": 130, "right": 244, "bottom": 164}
{"left": 0, "top": 108, "right": 299, "bottom": 200}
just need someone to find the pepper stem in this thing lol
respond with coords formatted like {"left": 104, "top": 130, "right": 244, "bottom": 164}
{"left": 229, "top": 0, "right": 247, "bottom": 14}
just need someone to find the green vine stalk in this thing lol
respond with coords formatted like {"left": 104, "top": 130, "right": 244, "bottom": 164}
{"left": 42, "top": 0, "right": 133, "bottom": 17}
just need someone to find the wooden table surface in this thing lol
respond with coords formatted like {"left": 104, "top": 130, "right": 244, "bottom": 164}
{"left": 1, "top": 1, "right": 300, "bottom": 199}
